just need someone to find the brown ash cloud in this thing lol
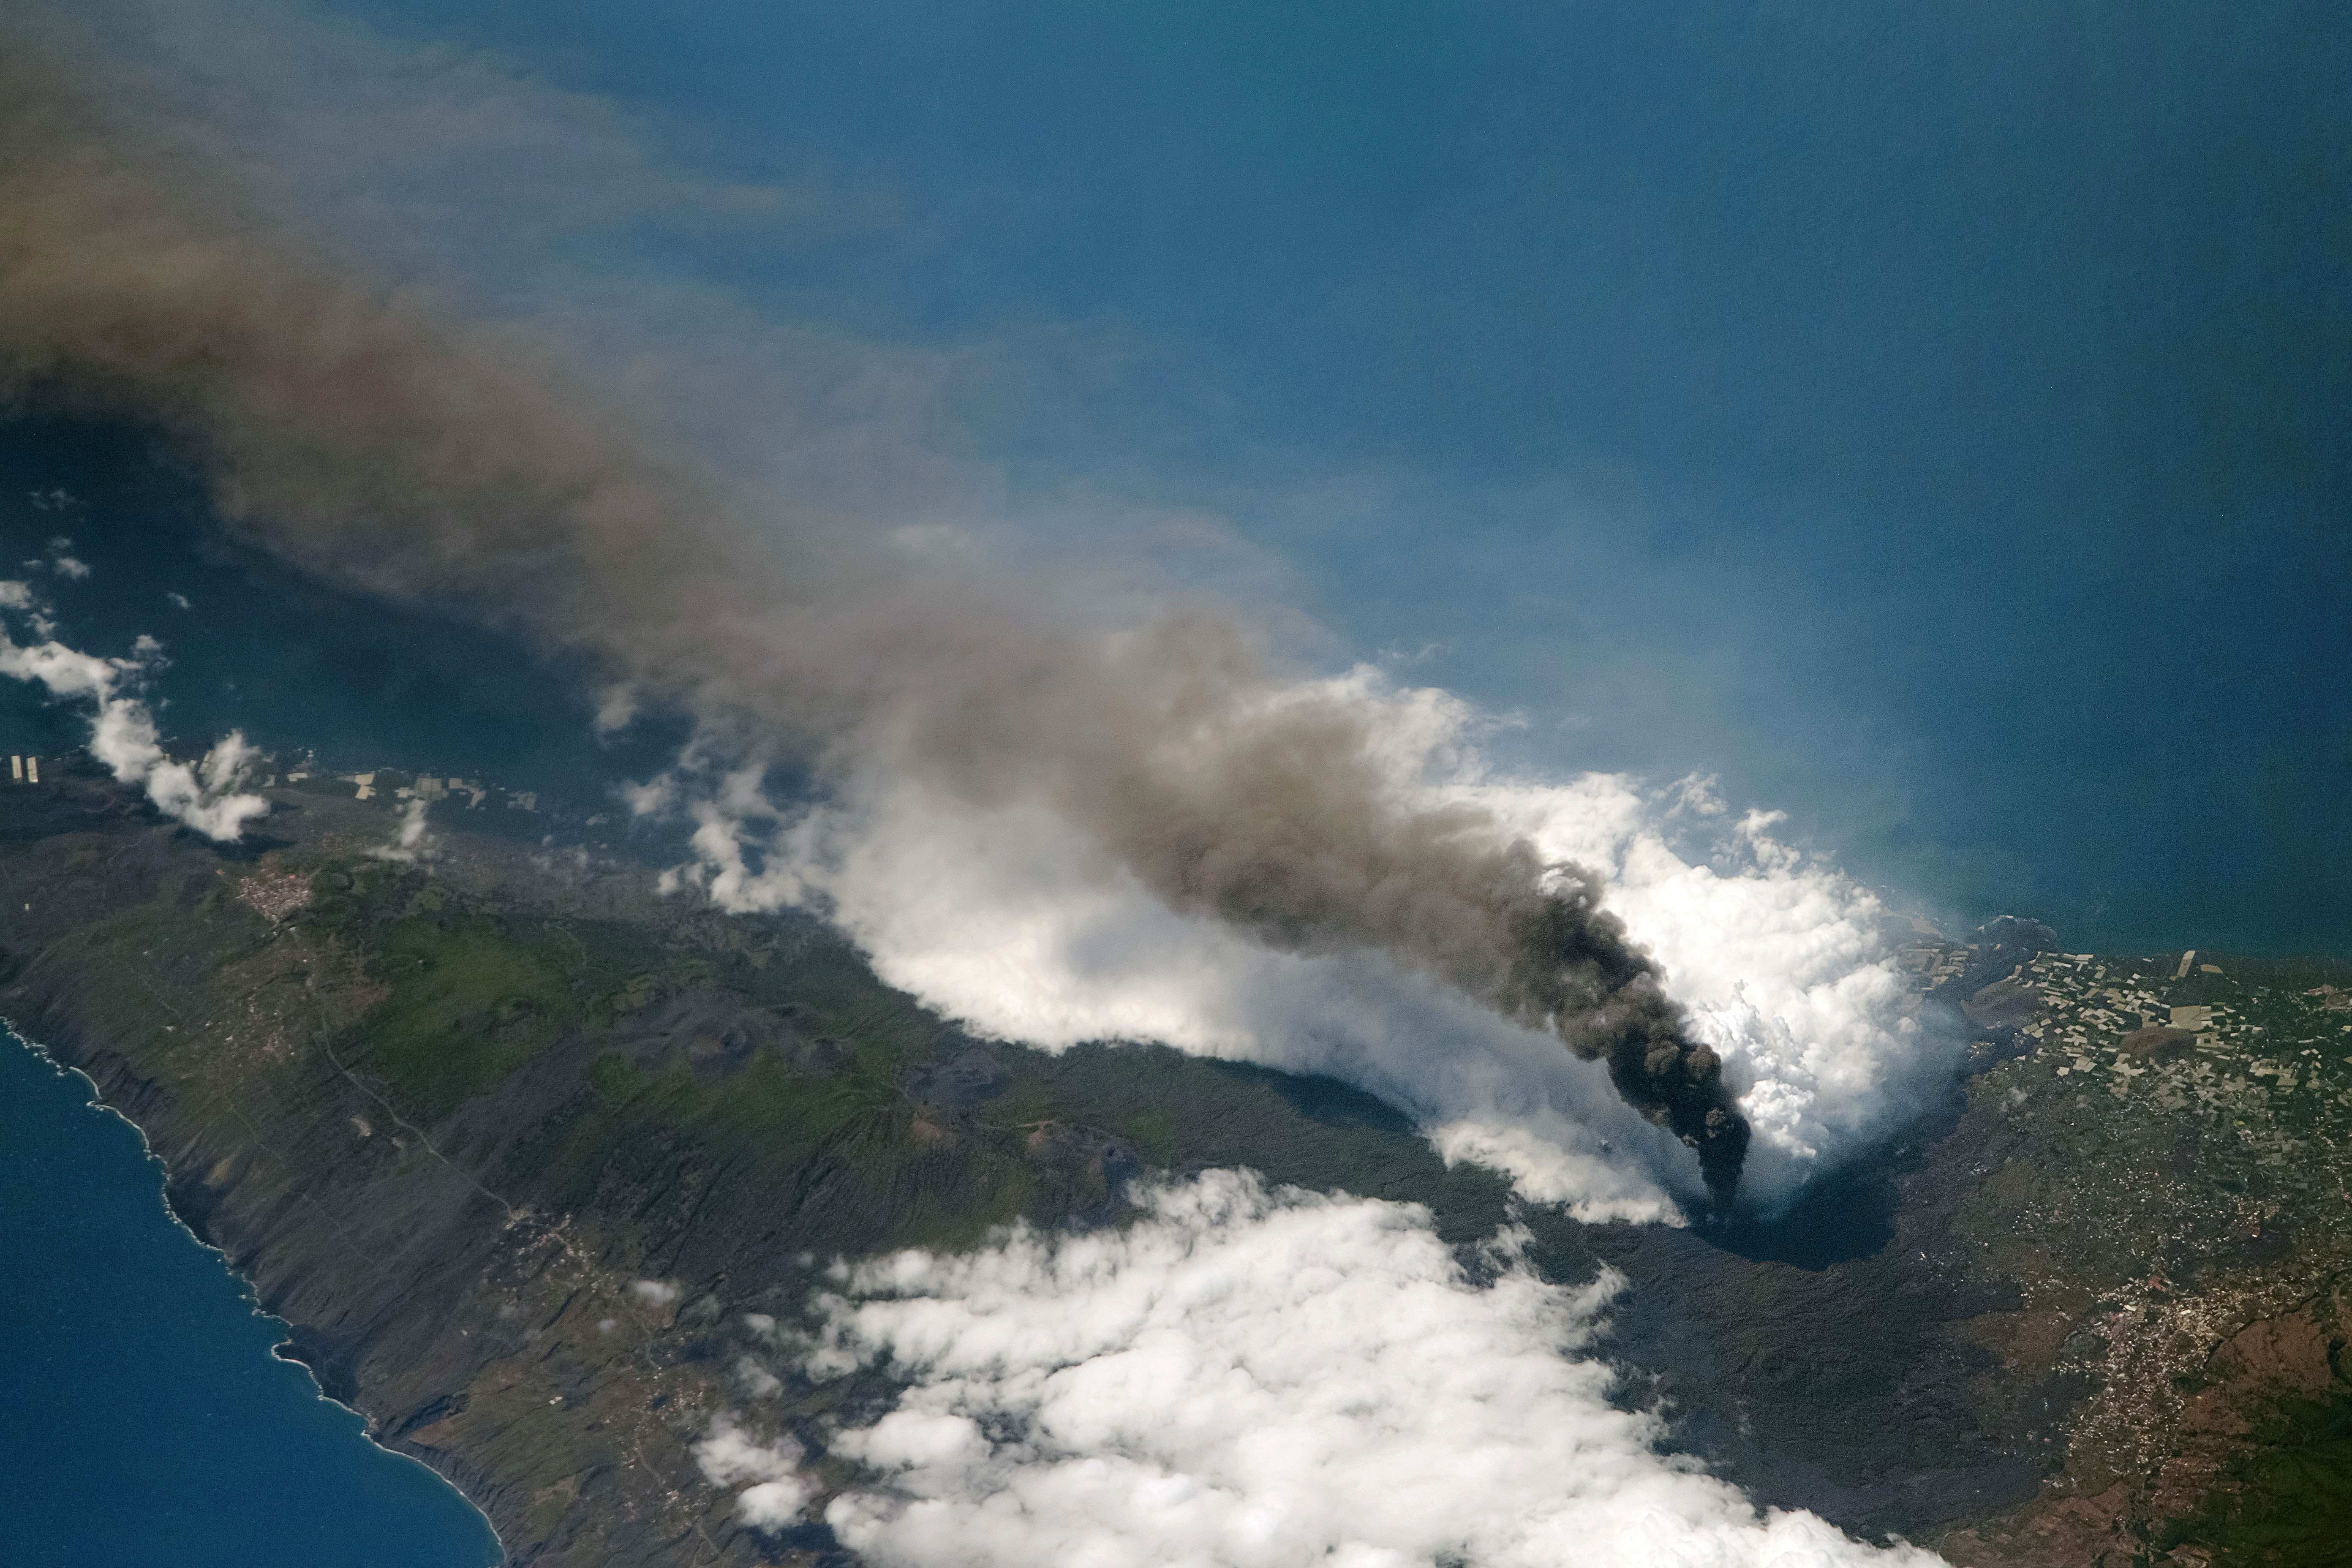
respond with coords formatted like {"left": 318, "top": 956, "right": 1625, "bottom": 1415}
{"left": 0, "top": 33, "right": 1750, "bottom": 1203}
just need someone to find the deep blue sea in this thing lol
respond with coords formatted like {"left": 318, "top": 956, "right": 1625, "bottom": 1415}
{"left": 0, "top": 1032, "right": 500, "bottom": 1568}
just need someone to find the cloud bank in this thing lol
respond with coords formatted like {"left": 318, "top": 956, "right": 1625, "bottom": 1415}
{"left": 797, "top": 1170, "right": 1941, "bottom": 1568}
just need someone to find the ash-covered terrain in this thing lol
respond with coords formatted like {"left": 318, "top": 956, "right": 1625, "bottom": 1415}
{"left": 4, "top": 763, "right": 2348, "bottom": 1567}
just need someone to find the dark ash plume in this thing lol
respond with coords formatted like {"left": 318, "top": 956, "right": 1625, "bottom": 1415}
{"left": 0, "top": 38, "right": 1751, "bottom": 1203}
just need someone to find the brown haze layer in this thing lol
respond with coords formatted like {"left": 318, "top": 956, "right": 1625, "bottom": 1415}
{"left": 0, "top": 45, "right": 1751, "bottom": 1202}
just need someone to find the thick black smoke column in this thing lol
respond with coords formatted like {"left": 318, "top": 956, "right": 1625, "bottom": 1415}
{"left": 1505, "top": 874, "right": 1748, "bottom": 1206}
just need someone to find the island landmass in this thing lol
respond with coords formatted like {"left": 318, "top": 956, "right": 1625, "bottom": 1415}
{"left": 4, "top": 758, "right": 2347, "bottom": 1568}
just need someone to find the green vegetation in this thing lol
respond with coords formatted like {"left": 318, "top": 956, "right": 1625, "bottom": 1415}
{"left": 43, "top": 888, "right": 270, "bottom": 1069}
{"left": 0, "top": 803, "right": 1544, "bottom": 1568}
{"left": 745, "top": 939, "right": 942, "bottom": 1059}
{"left": 302, "top": 861, "right": 400, "bottom": 934}
{"left": 338, "top": 914, "right": 590, "bottom": 1118}
{"left": 584, "top": 1046, "right": 903, "bottom": 1164}
{"left": 1113, "top": 1106, "right": 1180, "bottom": 1164}
{"left": 34, "top": 795, "right": 2352, "bottom": 1568}
{"left": 2167, "top": 1392, "right": 2352, "bottom": 1566}
{"left": 566, "top": 1041, "right": 1046, "bottom": 1255}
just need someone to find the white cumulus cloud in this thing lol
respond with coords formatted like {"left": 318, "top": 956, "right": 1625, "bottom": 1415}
{"left": 736, "top": 1354, "right": 783, "bottom": 1399}
{"left": 40, "top": 536, "right": 90, "bottom": 579}
{"left": 629, "top": 1277, "right": 681, "bottom": 1308}
{"left": 0, "top": 593, "right": 269, "bottom": 841}
{"left": 694, "top": 1413, "right": 810, "bottom": 1530}
{"left": 369, "top": 797, "right": 437, "bottom": 863}
{"left": 804, "top": 1170, "right": 1941, "bottom": 1568}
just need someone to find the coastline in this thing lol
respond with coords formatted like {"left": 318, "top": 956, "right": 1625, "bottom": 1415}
{"left": 1, "top": 1024, "right": 504, "bottom": 1566}
{"left": 2, "top": 779, "right": 2342, "bottom": 1567}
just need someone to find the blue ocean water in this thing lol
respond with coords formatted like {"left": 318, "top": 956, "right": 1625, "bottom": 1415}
{"left": 0, "top": 1032, "right": 500, "bottom": 1568}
